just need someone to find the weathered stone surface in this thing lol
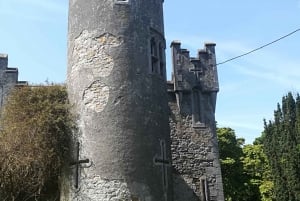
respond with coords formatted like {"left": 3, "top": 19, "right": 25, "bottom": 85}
{"left": 68, "top": 176, "right": 154, "bottom": 201}
{"left": 63, "top": 0, "right": 172, "bottom": 200}
{"left": 168, "top": 42, "right": 224, "bottom": 201}
{"left": 71, "top": 30, "right": 122, "bottom": 79}
{"left": 83, "top": 80, "right": 109, "bottom": 113}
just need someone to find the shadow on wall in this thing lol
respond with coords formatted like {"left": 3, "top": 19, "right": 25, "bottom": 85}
{"left": 173, "top": 173, "right": 201, "bottom": 201}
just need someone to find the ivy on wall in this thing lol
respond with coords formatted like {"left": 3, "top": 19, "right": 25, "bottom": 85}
{"left": 0, "top": 85, "right": 75, "bottom": 201}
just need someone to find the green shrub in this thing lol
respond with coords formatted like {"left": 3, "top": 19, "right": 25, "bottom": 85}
{"left": 0, "top": 85, "right": 74, "bottom": 201}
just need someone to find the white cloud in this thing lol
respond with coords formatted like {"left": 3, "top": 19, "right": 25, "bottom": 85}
{"left": 214, "top": 38, "right": 300, "bottom": 143}
{"left": 215, "top": 39, "right": 300, "bottom": 90}
{"left": 231, "top": 57, "right": 300, "bottom": 90}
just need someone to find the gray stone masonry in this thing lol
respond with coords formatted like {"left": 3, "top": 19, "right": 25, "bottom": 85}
{"left": 168, "top": 41, "right": 224, "bottom": 201}
{"left": 1, "top": 6, "right": 225, "bottom": 201}
{"left": 1, "top": 19, "right": 225, "bottom": 201}
{"left": 63, "top": 0, "right": 172, "bottom": 200}
{"left": 0, "top": 54, "right": 27, "bottom": 109}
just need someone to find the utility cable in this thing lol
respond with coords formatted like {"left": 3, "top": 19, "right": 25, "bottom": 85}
{"left": 217, "top": 28, "right": 300, "bottom": 66}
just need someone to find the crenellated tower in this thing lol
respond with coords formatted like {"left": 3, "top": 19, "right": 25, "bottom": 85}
{"left": 168, "top": 41, "right": 224, "bottom": 201}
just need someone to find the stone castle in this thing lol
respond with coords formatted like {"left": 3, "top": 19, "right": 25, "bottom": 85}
{"left": 0, "top": 44, "right": 223, "bottom": 201}
{"left": 0, "top": 0, "right": 224, "bottom": 200}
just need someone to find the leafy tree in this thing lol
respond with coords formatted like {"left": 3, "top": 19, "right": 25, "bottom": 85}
{"left": 242, "top": 143, "right": 274, "bottom": 201}
{"left": 0, "top": 85, "right": 74, "bottom": 201}
{"left": 217, "top": 127, "right": 248, "bottom": 201}
{"left": 264, "top": 92, "right": 300, "bottom": 201}
{"left": 218, "top": 127, "right": 275, "bottom": 201}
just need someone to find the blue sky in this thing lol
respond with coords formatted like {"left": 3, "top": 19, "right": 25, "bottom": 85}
{"left": 1, "top": 0, "right": 299, "bottom": 144}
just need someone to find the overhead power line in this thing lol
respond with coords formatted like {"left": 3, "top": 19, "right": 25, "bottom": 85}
{"left": 217, "top": 28, "right": 300, "bottom": 66}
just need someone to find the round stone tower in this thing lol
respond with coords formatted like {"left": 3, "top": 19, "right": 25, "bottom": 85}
{"left": 62, "top": 0, "right": 172, "bottom": 200}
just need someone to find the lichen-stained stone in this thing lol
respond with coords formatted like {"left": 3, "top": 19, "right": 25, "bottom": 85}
{"left": 71, "top": 176, "right": 132, "bottom": 201}
{"left": 168, "top": 41, "right": 224, "bottom": 201}
{"left": 71, "top": 30, "right": 122, "bottom": 79}
{"left": 63, "top": 0, "right": 172, "bottom": 200}
{"left": 65, "top": 175, "right": 154, "bottom": 201}
{"left": 83, "top": 81, "right": 109, "bottom": 113}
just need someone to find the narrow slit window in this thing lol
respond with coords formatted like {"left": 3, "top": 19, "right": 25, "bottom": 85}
{"left": 192, "top": 89, "right": 205, "bottom": 128}
{"left": 200, "top": 177, "right": 209, "bottom": 201}
{"left": 160, "top": 63, "right": 164, "bottom": 76}
{"left": 151, "top": 38, "right": 157, "bottom": 57}
{"left": 159, "top": 43, "right": 165, "bottom": 77}
{"left": 159, "top": 43, "right": 163, "bottom": 60}
{"left": 151, "top": 38, "right": 158, "bottom": 73}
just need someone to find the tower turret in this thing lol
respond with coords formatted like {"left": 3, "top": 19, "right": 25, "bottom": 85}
{"left": 168, "top": 41, "right": 224, "bottom": 201}
{"left": 62, "top": 1, "right": 172, "bottom": 200}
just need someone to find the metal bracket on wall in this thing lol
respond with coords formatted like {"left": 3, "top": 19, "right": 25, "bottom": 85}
{"left": 70, "top": 142, "right": 91, "bottom": 189}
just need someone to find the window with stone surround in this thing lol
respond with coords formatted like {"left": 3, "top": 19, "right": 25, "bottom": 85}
{"left": 149, "top": 34, "right": 165, "bottom": 79}
{"left": 192, "top": 89, "right": 205, "bottom": 128}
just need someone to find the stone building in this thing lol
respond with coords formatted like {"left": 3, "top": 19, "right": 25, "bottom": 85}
{"left": 168, "top": 41, "right": 224, "bottom": 201}
{"left": 1, "top": 1, "right": 224, "bottom": 200}
{"left": 0, "top": 54, "right": 27, "bottom": 108}
{"left": 63, "top": 0, "right": 173, "bottom": 200}
{"left": 1, "top": 41, "right": 224, "bottom": 199}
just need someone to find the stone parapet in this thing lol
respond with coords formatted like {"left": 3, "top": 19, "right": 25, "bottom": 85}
{"left": 168, "top": 42, "right": 224, "bottom": 201}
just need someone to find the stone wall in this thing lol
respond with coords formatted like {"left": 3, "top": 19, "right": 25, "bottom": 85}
{"left": 169, "top": 94, "right": 223, "bottom": 201}
{"left": 168, "top": 42, "right": 224, "bottom": 201}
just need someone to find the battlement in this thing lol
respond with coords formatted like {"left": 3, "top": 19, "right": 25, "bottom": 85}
{"left": 0, "top": 53, "right": 8, "bottom": 58}
{"left": 0, "top": 54, "right": 27, "bottom": 108}
{"left": 168, "top": 41, "right": 223, "bottom": 200}
{"left": 168, "top": 41, "right": 219, "bottom": 128}
{"left": 16, "top": 81, "right": 28, "bottom": 86}
{"left": 170, "top": 41, "right": 219, "bottom": 92}
{"left": 5, "top": 67, "right": 18, "bottom": 73}
{"left": 0, "top": 53, "right": 8, "bottom": 70}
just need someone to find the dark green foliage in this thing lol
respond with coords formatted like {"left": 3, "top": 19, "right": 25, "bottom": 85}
{"left": 264, "top": 92, "right": 300, "bottom": 201}
{"left": 0, "top": 85, "right": 74, "bottom": 201}
{"left": 217, "top": 127, "right": 248, "bottom": 201}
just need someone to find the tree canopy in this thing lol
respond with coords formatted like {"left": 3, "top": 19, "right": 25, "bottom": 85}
{"left": 263, "top": 92, "right": 300, "bottom": 201}
{"left": 217, "top": 127, "right": 274, "bottom": 201}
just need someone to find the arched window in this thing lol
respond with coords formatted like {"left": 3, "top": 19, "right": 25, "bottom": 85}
{"left": 149, "top": 34, "right": 165, "bottom": 79}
